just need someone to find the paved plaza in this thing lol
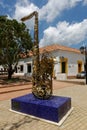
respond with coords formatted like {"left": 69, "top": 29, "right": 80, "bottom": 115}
{"left": 0, "top": 80, "right": 87, "bottom": 130}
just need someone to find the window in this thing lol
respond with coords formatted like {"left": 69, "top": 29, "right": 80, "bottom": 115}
{"left": 27, "top": 64, "right": 31, "bottom": 73}
{"left": 20, "top": 65, "right": 23, "bottom": 72}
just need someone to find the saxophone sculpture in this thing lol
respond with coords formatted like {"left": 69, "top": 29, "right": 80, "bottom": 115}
{"left": 21, "top": 11, "right": 53, "bottom": 99}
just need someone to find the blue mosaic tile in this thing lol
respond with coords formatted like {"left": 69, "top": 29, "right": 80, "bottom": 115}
{"left": 11, "top": 93, "right": 71, "bottom": 122}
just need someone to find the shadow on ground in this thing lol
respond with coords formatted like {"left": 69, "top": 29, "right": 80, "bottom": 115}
{"left": 1, "top": 116, "right": 37, "bottom": 130}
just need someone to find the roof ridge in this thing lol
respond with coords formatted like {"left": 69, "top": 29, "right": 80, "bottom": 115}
{"left": 40, "top": 44, "right": 80, "bottom": 53}
{"left": 20, "top": 44, "right": 80, "bottom": 58}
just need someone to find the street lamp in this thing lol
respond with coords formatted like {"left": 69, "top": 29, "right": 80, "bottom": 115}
{"left": 80, "top": 46, "right": 87, "bottom": 84}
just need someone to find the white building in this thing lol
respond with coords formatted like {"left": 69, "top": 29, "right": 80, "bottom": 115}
{"left": 15, "top": 44, "right": 85, "bottom": 80}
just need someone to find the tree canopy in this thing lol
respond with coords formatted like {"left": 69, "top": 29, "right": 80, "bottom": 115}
{"left": 0, "top": 16, "right": 33, "bottom": 79}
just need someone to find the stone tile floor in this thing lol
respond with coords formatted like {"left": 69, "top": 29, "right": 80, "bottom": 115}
{"left": 0, "top": 80, "right": 87, "bottom": 130}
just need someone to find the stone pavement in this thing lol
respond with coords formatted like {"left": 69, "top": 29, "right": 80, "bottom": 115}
{"left": 0, "top": 80, "right": 87, "bottom": 130}
{"left": 0, "top": 79, "right": 79, "bottom": 101}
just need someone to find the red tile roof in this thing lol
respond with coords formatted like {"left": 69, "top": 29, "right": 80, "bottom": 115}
{"left": 20, "top": 44, "right": 80, "bottom": 58}
{"left": 40, "top": 44, "right": 80, "bottom": 54}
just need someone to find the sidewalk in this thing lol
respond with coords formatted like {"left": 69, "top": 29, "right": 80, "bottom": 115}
{"left": 0, "top": 79, "right": 77, "bottom": 101}
{"left": 0, "top": 80, "right": 87, "bottom": 130}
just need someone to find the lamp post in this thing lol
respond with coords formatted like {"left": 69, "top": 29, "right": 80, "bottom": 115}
{"left": 80, "top": 46, "right": 87, "bottom": 84}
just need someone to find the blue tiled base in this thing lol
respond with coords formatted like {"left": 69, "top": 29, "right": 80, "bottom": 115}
{"left": 11, "top": 93, "right": 71, "bottom": 123}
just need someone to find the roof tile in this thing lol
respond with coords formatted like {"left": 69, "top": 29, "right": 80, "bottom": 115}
{"left": 40, "top": 44, "right": 80, "bottom": 54}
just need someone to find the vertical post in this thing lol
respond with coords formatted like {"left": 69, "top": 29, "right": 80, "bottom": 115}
{"left": 80, "top": 46, "right": 87, "bottom": 85}
{"left": 85, "top": 47, "right": 87, "bottom": 84}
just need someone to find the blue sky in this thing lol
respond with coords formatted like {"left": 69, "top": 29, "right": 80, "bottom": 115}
{"left": 0, "top": 0, "right": 87, "bottom": 49}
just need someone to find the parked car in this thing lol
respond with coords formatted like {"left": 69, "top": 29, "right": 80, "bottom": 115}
{"left": 76, "top": 71, "right": 86, "bottom": 78}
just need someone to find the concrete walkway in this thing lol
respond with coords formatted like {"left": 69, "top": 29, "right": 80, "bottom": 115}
{"left": 0, "top": 80, "right": 87, "bottom": 130}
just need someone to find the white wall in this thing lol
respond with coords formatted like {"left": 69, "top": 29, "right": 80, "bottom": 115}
{"left": 52, "top": 50, "right": 84, "bottom": 78}
{"left": 15, "top": 57, "right": 32, "bottom": 76}
{"left": 16, "top": 50, "right": 84, "bottom": 78}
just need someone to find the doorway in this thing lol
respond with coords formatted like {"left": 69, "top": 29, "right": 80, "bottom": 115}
{"left": 78, "top": 61, "right": 82, "bottom": 73}
{"left": 61, "top": 62, "right": 66, "bottom": 73}
{"left": 60, "top": 57, "right": 68, "bottom": 74}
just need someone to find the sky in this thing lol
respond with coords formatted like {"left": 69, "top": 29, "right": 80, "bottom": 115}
{"left": 0, "top": 0, "right": 87, "bottom": 49}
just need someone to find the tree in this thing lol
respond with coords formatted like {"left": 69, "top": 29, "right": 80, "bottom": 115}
{"left": 0, "top": 16, "right": 33, "bottom": 79}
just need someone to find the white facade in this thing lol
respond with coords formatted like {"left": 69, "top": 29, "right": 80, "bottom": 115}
{"left": 52, "top": 50, "right": 84, "bottom": 79}
{"left": 15, "top": 57, "right": 33, "bottom": 77}
{"left": 15, "top": 48, "right": 84, "bottom": 80}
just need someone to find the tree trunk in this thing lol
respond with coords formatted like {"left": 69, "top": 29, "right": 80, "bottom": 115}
{"left": 8, "top": 65, "right": 14, "bottom": 79}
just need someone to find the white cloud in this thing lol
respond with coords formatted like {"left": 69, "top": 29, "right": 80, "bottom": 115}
{"left": 39, "top": 19, "right": 87, "bottom": 47}
{"left": 12, "top": 0, "right": 87, "bottom": 47}
{"left": 13, "top": 0, "right": 39, "bottom": 20}
{"left": 13, "top": 0, "right": 83, "bottom": 23}
{"left": 39, "top": 0, "right": 82, "bottom": 22}
{"left": 13, "top": 0, "right": 39, "bottom": 30}
{"left": 83, "top": 0, "right": 87, "bottom": 5}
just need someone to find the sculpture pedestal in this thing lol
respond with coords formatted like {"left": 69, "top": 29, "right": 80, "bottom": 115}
{"left": 11, "top": 93, "right": 71, "bottom": 125}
